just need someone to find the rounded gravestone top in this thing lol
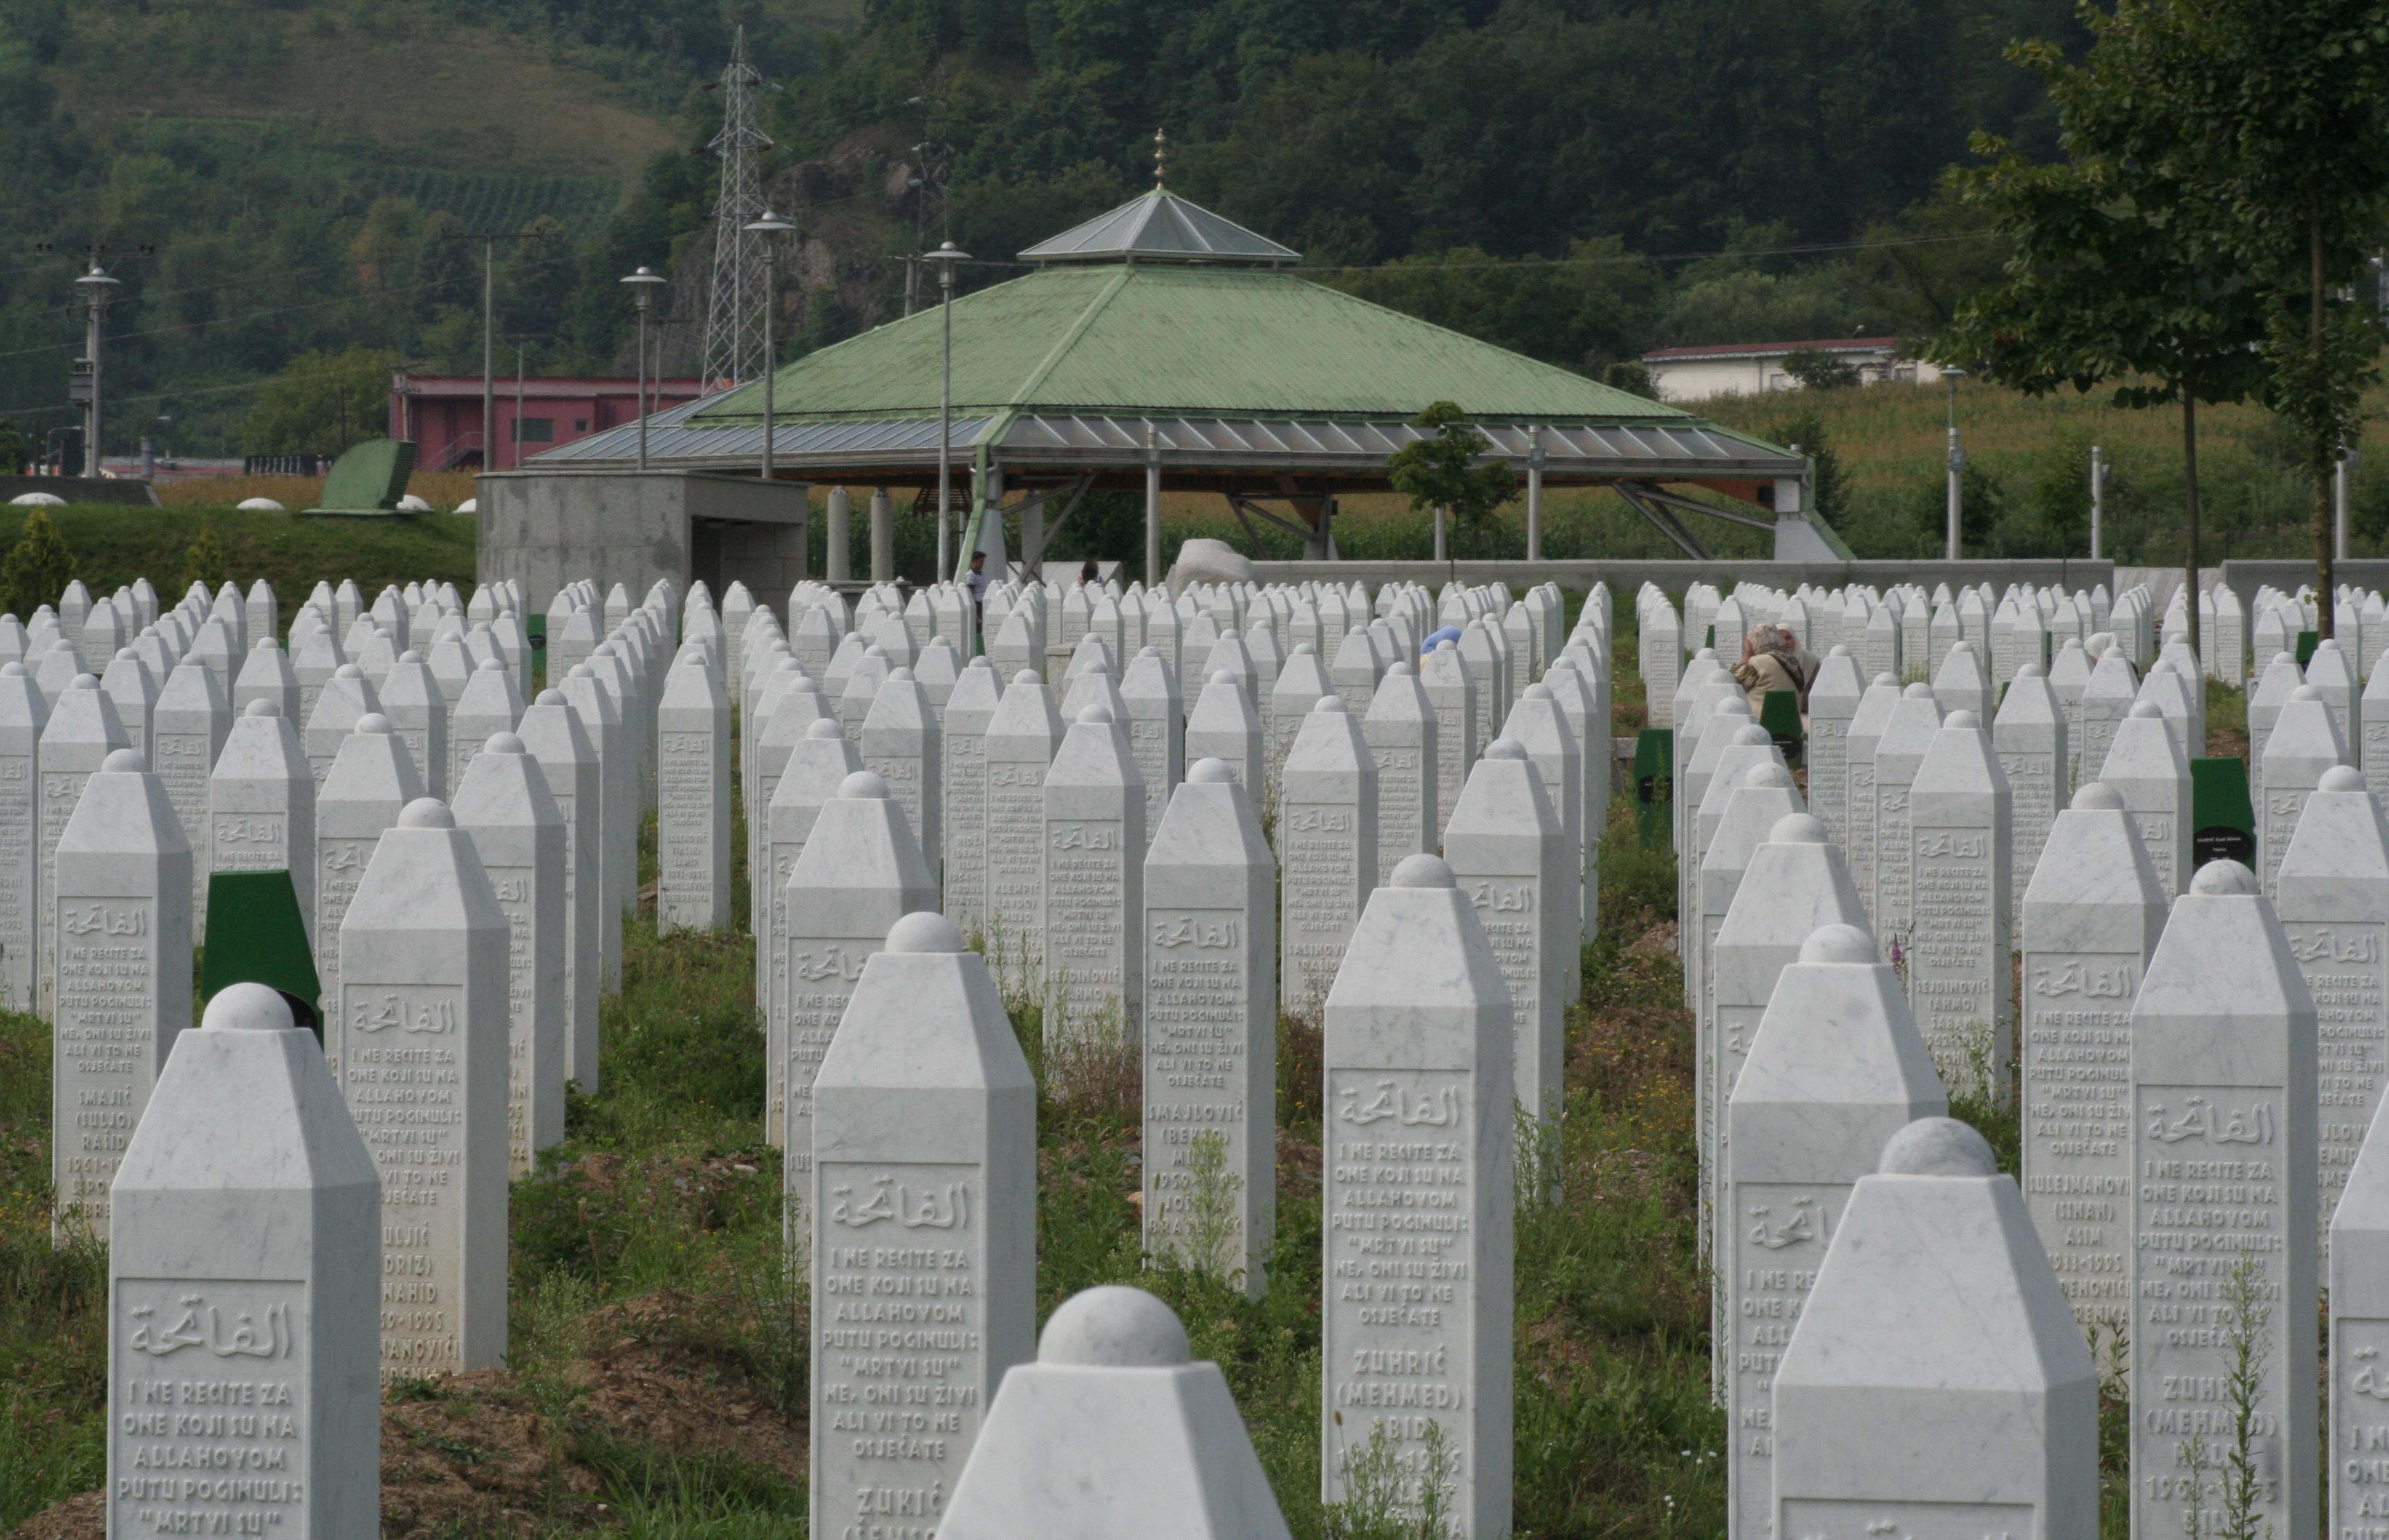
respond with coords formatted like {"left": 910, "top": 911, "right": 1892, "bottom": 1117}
{"left": 1693, "top": 647, "right": 1716, "bottom": 661}
{"left": 2017, "top": 661, "right": 2045, "bottom": 678}
{"left": 1900, "top": 682, "right": 1934, "bottom": 699}
{"left": 805, "top": 718, "right": 845, "bottom": 742}
{"left": 2166, "top": 628, "right": 2187, "bottom": 645}
{"left": 1013, "top": 670, "right": 1042, "bottom": 687}
{"left": 1486, "top": 738, "right": 1528, "bottom": 762}
{"left": 888, "top": 666, "right": 915, "bottom": 682}
{"left": 2272, "top": 650, "right": 2294, "bottom": 666}
{"left": 1951, "top": 639, "right": 1975, "bottom": 655}
{"left": 1392, "top": 853, "right": 1456, "bottom": 890}
{"left": 2193, "top": 859, "right": 2260, "bottom": 896}
{"left": 243, "top": 698, "right": 281, "bottom": 717}
{"left": 568, "top": 664, "right": 594, "bottom": 679}
{"left": 1801, "top": 923, "right": 1877, "bottom": 966}
{"left": 1871, "top": 672, "right": 1897, "bottom": 688}
{"left": 2059, "top": 637, "right": 2084, "bottom": 652}
{"left": 357, "top": 714, "right": 395, "bottom": 735}
{"left": 1748, "top": 762, "right": 1793, "bottom": 788}
{"left": 1524, "top": 682, "right": 1553, "bottom": 701}
{"left": 399, "top": 798, "right": 453, "bottom": 829}
{"left": 71, "top": 673, "right": 97, "bottom": 690}
{"left": 335, "top": 664, "right": 364, "bottom": 679}
{"left": 1082, "top": 660, "right": 1111, "bottom": 677}
{"left": 534, "top": 688, "right": 565, "bottom": 706}
{"left": 1137, "top": 646, "right": 1159, "bottom": 659}
{"left": 2128, "top": 702, "right": 2164, "bottom": 719}
{"left": 1732, "top": 724, "right": 1772, "bottom": 747}
{"left": 888, "top": 911, "right": 965, "bottom": 955}
{"left": 1188, "top": 758, "right": 1236, "bottom": 785}
{"left": 864, "top": 645, "right": 889, "bottom": 661}
{"left": 2072, "top": 782, "right": 2124, "bottom": 811}
{"left": 1387, "top": 660, "right": 1415, "bottom": 677}
{"left": 1076, "top": 704, "right": 1116, "bottom": 725}
{"left": 839, "top": 769, "right": 890, "bottom": 800}
{"left": 2323, "top": 764, "right": 2368, "bottom": 793}
{"left": 2292, "top": 684, "right": 2323, "bottom": 702}
{"left": 1879, "top": 1117, "right": 1997, "bottom": 1177}
{"left": 254, "top": 637, "right": 278, "bottom": 651}
{"left": 1313, "top": 695, "right": 1349, "bottom": 715}
{"left": 114, "top": 648, "right": 135, "bottom": 662}
{"left": 477, "top": 657, "right": 505, "bottom": 672}
{"left": 2319, "top": 637, "right": 2343, "bottom": 652}
{"left": 398, "top": 650, "right": 422, "bottom": 664}
{"left": 1945, "top": 710, "right": 1980, "bottom": 731}
{"left": 1038, "top": 1285, "right": 1190, "bottom": 1368}
{"left": 1829, "top": 643, "right": 1851, "bottom": 657}
{"left": 1770, "top": 813, "right": 1829, "bottom": 845}
{"left": 102, "top": 749, "right": 146, "bottom": 773}
{"left": 1290, "top": 641, "right": 1315, "bottom": 656}
{"left": 485, "top": 731, "right": 526, "bottom": 756}
{"left": 204, "top": 981, "right": 295, "bottom": 1034}
{"left": 1435, "top": 639, "right": 1457, "bottom": 653}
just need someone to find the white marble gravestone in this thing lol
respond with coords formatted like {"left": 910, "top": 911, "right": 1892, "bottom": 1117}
{"left": 1843, "top": 673, "right": 1901, "bottom": 932}
{"left": 1806, "top": 646, "right": 1864, "bottom": 845}
{"left": 762, "top": 720, "right": 862, "bottom": 1147}
{"left": 1364, "top": 659, "right": 1435, "bottom": 881}
{"left": 2077, "top": 644, "right": 2139, "bottom": 783}
{"left": 40, "top": 677, "right": 129, "bottom": 1013}
{"left": 52, "top": 748, "right": 191, "bottom": 1238}
{"left": 780, "top": 771, "right": 937, "bottom": 1215}
{"left": 315, "top": 715, "right": 423, "bottom": 1082}
{"left": 337, "top": 799, "right": 511, "bottom": 1382}
{"left": 2261, "top": 684, "right": 2347, "bottom": 898}
{"left": 2276, "top": 763, "right": 2389, "bottom": 1271}
{"left": 447, "top": 657, "right": 523, "bottom": 794}
{"left": 2099, "top": 699, "right": 2194, "bottom": 907}
{"left": 2128, "top": 859, "right": 2318, "bottom": 1540}
{"left": 1994, "top": 660, "right": 2067, "bottom": 929}
{"left": 941, "top": 659, "right": 1003, "bottom": 933}
{"left": 1444, "top": 740, "right": 1567, "bottom": 1124}
{"left": 2329, "top": 1083, "right": 2389, "bottom": 1540}
{"left": 0, "top": 663, "right": 43, "bottom": 1013}
{"left": 108, "top": 984, "right": 381, "bottom": 1540}
{"left": 655, "top": 655, "right": 731, "bottom": 931}
{"left": 1723, "top": 924, "right": 1947, "bottom": 1539}
{"left": 1869, "top": 684, "right": 1942, "bottom": 963}
{"left": 1419, "top": 639, "right": 1476, "bottom": 841}
{"left": 1321, "top": 854, "right": 1512, "bottom": 1538}
{"left": 232, "top": 636, "right": 301, "bottom": 724}
{"left": 1772, "top": 1118, "right": 2097, "bottom": 1540}
{"left": 304, "top": 663, "right": 380, "bottom": 788}
{"left": 451, "top": 733, "right": 568, "bottom": 1174}
{"left": 1906, "top": 710, "right": 2013, "bottom": 1098}
{"left": 1184, "top": 669, "right": 1264, "bottom": 796}
{"left": 1269, "top": 641, "right": 1329, "bottom": 802}
{"left": 809, "top": 911, "right": 1036, "bottom": 1540}
{"left": 209, "top": 699, "right": 315, "bottom": 929}
{"left": 380, "top": 650, "right": 450, "bottom": 801}
{"left": 939, "top": 1286, "right": 1293, "bottom": 1540}
{"left": 2018, "top": 782, "right": 2165, "bottom": 1342}
{"left": 514, "top": 689, "right": 601, "bottom": 1097}
{"left": 1142, "top": 760, "right": 1277, "bottom": 1296}
{"left": 1121, "top": 646, "right": 1183, "bottom": 857}
{"left": 1043, "top": 704, "right": 1145, "bottom": 1042}
{"left": 1280, "top": 696, "right": 1378, "bottom": 1015}
{"left": 982, "top": 671, "right": 1065, "bottom": 980}
{"left": 1694, "top": 762, "right": 1805, "bottom": 1116}
{"left": 862, "top": 666, "right": 943, "bottom": 892}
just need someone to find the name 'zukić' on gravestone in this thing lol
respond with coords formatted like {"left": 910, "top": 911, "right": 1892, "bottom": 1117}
{"left": 809, "top": 912, "right": 1036, "bottom": 1540}
{"left": 338, "top": 798, "right": 512, "bottom": 1382}
{"left": 51, "top": 749, "right": 191, "bottom": 1240}
{"left": 1143, "top": 758, "right": 1277, "bottom": 1298}
{"left": 1723, "top": 924, "right": 1947, "bottom": 1540}
{"left": 2020, "top": 782, "right": 2164, "bottom": 1344}
{"left": 1322, "top": 854, "right": 1512, "bottom": 1540}
{"left": 2275, "top": 763, "right": 2389, "bottom": 1273}
{"left": 109, "top": 985, "right": 382, "bottom": 1540}
{"left": 2130, "top": 858, "right": 2318, "bottom": 1540}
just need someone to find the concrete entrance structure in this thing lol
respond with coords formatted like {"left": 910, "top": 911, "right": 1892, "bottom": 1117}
{"left": 474, "top": 469, "right": 808, "bottom": 615}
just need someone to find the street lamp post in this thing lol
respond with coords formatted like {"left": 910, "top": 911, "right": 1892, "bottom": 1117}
{"left": 921, "top": 241, "right": 970, "bottom": 579}
{"left": 1942, "top": 366, "right": 1969, "bottom": 562}
{"left": 73, "top": 264, "right": 121, "bottom": 479}
{"left": 619, "top": 267, "right": 667, "bottom": 471}
{"left": 742, "top": 212, "right": 796, "bottom": 484}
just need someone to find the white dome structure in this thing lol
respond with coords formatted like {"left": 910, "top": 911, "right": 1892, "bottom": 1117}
{"left": 9, "top": 492, "right": 65, "bottom": 507}
{"left": 235, "top": 497, "right": 285, "bottom": 512}
{"left": 395, "top": 494, "right": 433, "bottom": 513}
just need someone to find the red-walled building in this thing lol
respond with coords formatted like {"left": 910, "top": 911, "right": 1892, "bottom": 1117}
{"left": 391, "top": 373, "right": 715, "bottom": 471}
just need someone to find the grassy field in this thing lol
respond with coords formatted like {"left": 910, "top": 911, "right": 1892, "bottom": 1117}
{"left": 0, "top": 502, "right": 477, "bottom": 610}
{"left": 0, "top": 597, "right": 1746, "bottom": 1539}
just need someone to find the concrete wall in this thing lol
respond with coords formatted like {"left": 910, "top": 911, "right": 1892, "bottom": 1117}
{"left": 2220, "top": 560, "right": 2389, "bottom": 623}
{"left": 478, "top": 469, "right": 809, "bottom": 612}
{"left": 1251, "top": 557, "right": 2115, "bottom": 598}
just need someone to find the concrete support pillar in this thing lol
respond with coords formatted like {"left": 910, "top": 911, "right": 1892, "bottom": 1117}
{"left": 1144, "top": 425, "right": 1161, "bottom": 589}
{"left": 826, "top": 486, "right": 852, "bottom": 583}
{"left": 1024, "top": 494, "right": 1044, "bottom": 582}
{"left": 870, "top": 489, "right": 895, "bottom": 582}
{"left": 1433, "top": 503, "right": 1449, "bottom": 563}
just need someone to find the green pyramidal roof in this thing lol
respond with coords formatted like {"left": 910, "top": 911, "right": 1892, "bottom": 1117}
{"left": 692, "top": 262, "right": 1686, "bottom": 426}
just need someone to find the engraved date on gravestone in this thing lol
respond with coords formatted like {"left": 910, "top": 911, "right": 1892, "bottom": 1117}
{"left": 114, "top": 1277, "right": 306, "bottom": 1539}
{"left": 344, "top": 984, "right": 465, "bottom": 1381}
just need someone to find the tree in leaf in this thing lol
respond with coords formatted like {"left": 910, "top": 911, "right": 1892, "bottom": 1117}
{"left": 1781, "top": 348, "right": 1863, "bottom": 391}
{"left": 239, "top": 346, "right": 406, "bottom": 459}
{"left": 1387, "top": 402, "right": 1517, "bottom": 560}
{"left": 180, "top": 518, "right": 224, "bottom": 599}
{"left": 1936, "top": 0, "right": 2269, "bottom": 651}
{"left": 2155, "top": 0, "right": 2389, "bottom": 632}
{"left": 1, "top": 509, "right": 74, "bottom": 621}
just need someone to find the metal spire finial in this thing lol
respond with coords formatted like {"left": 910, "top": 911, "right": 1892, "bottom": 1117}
{"left": 1153, "top": 127, "right": 1168, "bottom": 191}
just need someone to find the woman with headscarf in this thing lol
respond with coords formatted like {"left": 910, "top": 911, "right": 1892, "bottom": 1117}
{"left": 1732, "top": 623, "right": 1818, "bottom": 724}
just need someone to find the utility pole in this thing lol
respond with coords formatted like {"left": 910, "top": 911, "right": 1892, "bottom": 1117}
{"left": 744, "top": 212, "right": 796, "bottom": 482}
{"left": 483, "top": 238, "right": 495, "bottom": 474}
{"left": 1942, "top": 366, "right": 1969, "bottom": 561}
{"left": 73, "top": 263, "right": 121, "bottom": 478}
{"left": 924, "top": 241, "right": 969, "bottom": 576}
{"left": 902, "top": 86, "right": 952, "bottom": 321}
{"left": 2089, "top": 445, "right": 2106, "bottom": 559}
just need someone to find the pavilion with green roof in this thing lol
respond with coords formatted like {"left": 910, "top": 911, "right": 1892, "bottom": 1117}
{"left": 536, "top": 186, "right": 1823, "bottom": 572}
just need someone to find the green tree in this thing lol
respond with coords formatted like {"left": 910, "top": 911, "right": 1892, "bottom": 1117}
{"left": 0, "top": 420, "right": 28, "bottom": 474}
{"left": 180, "top": 518, "right": 223, "bottom": 597}
{"left": 1387, "top": 401, "right": 1517, "bottom": 559}
{"left": 1602, "top": 361, "right": 1657, "bottom": 400}
{"left": 238, "top": 346, "right": 405, "bottom": 459}
{"left": 1773, "top": 411, "right": 1851, "bottom": 525}
{"left": 1781, "top": 348, "right": 1862, "bottom": 391}
{"left": 1939, "top": 0, "right": 2271, "bottom": 651}
{"left": 2164, "top": 0, "right": 2389, "bottom": 631}
{"left": 1, "top": 509, "right": 73, "bottom": 621}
